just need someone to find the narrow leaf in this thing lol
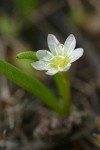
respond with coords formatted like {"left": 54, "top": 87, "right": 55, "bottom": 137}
{"left": 0, "top": 59, "right": 61, "bottom": 113}
{"left": 17, "top": 51, "right": 38, "bottom": 60}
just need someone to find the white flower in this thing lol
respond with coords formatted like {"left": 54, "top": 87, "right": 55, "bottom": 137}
{"left": 31, "top": 34, "right": 84, "bottom": 75}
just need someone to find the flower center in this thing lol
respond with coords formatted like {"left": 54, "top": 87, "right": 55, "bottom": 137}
{"left": 49, "top": 56, "right": 69, "bottom": 69}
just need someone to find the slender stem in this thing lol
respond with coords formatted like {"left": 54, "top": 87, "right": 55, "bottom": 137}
{"left": 54, "top": 72, "right": 71, "bottom": 115}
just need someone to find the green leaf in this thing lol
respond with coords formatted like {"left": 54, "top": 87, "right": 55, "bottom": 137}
{"left": 0, "top": 59, "right": 61, "bottom": 114}
{"left": 54, "top": 72, "right": 70, "bottom": 114}
{"left": 17, "top": 51, "right": 38, "bottom": 60}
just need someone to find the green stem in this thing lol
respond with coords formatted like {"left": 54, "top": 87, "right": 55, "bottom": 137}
{"left": 54, "top": 72, "right": 71, "bottom": 114}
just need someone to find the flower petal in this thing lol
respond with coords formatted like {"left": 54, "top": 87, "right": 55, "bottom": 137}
{"left": 64, "top": 34, "right": 76, "bottom": 53}
{"left": 59, "top": 64, "right": 71, "bottom": 72}
{"left": 36, "top": 50, "right": 53, "bottom": 60}
{"left": 70, "top": 48, "right": 84, "bottom": 63}
{"left": 31, "top": 60, "right": 47, "bottom": 70}
{"left": 56, "top": 44, "right": 65, "bottom": 56}
{"left": 46, "top": 69, "right": 59, "bottom": 75}
{"left": 47, "top": 34, "right": 60, "bottom": 53}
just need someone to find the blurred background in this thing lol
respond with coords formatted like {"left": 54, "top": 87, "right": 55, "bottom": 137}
{"left": 0, "top": 0, "right": 100, "bottom": 150}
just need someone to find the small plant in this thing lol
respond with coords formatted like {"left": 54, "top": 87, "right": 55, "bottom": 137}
{"left": 0, "top": 34, "right": 84, "bottom": 115}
